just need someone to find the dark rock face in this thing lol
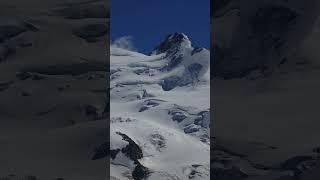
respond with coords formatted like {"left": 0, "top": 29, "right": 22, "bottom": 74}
{"left": 116, "top": 132, "right": 143, "bottom": 160}
{"left": 151, "top": 32, "right": 189, "bottom": 55}
{"left": 114, "top": 132, "right": 150, "bottom": 180}
{"left": 132, "top": 163, "right": 150, "bottom": 180}
{"left": 110, "top": 149, "right": 120, "bottom": 160}
{"left": 73, "top": 24, "right": 107, "bottom": 42}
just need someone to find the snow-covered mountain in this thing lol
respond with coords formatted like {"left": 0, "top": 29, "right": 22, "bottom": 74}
{"left": 110, "top": 33, "right": 210, "bottom": 180}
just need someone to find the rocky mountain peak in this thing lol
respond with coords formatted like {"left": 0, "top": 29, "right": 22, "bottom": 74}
{"left": 151, "top": 32, "right": 192, "bottom": 55}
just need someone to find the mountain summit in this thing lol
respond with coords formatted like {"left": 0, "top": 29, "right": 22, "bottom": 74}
{"left": 151, "top": 32, "right": 192, "bottom": 55}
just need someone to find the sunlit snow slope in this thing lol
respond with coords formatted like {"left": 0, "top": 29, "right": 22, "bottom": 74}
{"left": 110, "top": 33, "right": 210, "bottom": 180}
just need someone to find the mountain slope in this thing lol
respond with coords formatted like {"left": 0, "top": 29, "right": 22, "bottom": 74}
{"left": 110, "top": 33, "right": 210, "bottom": 180}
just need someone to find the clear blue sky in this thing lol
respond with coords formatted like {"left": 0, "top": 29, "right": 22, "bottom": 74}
{"left": 110, "top": 0, "right": 210, "bottom": 54}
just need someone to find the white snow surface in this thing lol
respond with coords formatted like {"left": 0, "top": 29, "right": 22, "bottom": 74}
{"left": 110, "top": 35, "right": 210, "bottom": 180}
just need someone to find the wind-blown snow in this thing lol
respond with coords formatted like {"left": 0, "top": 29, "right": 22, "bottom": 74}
{"left": 110, "top": 33, "right": 210, "bottom": 180}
